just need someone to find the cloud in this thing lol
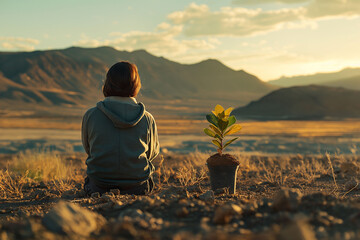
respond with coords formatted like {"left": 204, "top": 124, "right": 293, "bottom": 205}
{"left": 233, "top": 0, "right": 360, "bottom": 18}
{"left": 168, "top": 1, "right": 360, "bottom": 37}
{"left": 74, "top": 25, "right": 219, "bottom": 56}
{"left": 232, "top": 0, "right": 309, "bottom": 4}
{"left": 168, "top": 3, "right": 307, "bottom": 37}
{"left": 0, "top": 37, "right": 40, "bottom": 51}
{"left": 306, "top": 0, "right": 360, "bottom": 18}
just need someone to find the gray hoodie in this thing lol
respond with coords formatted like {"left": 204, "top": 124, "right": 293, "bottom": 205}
{"left": 81, "top": 97, "right": 160, "bottom": 188}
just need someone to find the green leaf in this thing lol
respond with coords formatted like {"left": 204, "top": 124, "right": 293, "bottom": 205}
{"left": 212, "top": 105, "right": 224, "bottom": 116}
{"left": 214, "top": 134, "right": 223, "bottom": 140}
{"left": 218, "top": 119, "right": 229, "bottom": 132}
{"left": 223, "top": 137, "right": 239, "bottom": 149}
{"left": 206, "top": 114, "right": 219, "bottom": 128}
{"left": 209, "top": 125, "right": 222, "bottom": 136}
{"left": 211, "top": 139, "right": 222, "bottom": 149}
{"left": 218, "top": 111, "right": 225, "bottom": 120}
{"left": 227, "top": 115, "right": 236, "bottom": 129}
{"left": 224, "top": 107, "right": 233, "bottom": 117}
{"left": 224, "top": 124, "right": 242, "bottom": 136}
{"left": 204, "top": 128, "right": 216, "bottom": 138}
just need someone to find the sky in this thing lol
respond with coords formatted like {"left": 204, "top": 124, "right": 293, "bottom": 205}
{"left": 1, "top": 0, "right": 360, "bottom": 80}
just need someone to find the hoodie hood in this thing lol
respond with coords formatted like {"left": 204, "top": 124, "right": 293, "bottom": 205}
{"left": 96, "top": 97, "right": 145, "bottom": 128}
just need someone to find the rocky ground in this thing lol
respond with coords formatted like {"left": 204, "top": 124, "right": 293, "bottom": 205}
{"left": 1, "top": 152, "right": 360, "bottom": 239}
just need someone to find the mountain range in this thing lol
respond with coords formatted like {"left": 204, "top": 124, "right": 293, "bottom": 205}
{"left": 269, "top": 68, "right": 360, "bottom": 90}
{"left": 1, "top": 46, "right": 359, "bottom": 119}
{"left": 234, "top": 85, "right": 360, "bottom": 120}
{"left": 0, "top": 46, "right": 276, "bottom": 117}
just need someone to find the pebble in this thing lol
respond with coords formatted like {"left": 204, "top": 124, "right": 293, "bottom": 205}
{"left": 176, "top": 207, "right": 189, "bottom": 218}
{"left": 278, "top": 220, "right": 316, "bottom": 240}
{"left": 91, "top": 192, "right": 100, "bottom": 198}
{"left": 213, "top": 204, "right": 242, "bottom": 225}
{"left": 101, "top": 192, "right": 115, "bottom": 202}
{"left": 199, "top": 190, "right": 215, "bottom": 204}
{"left": 272, "top": 188, "right": 302, "bottom": 211}
{"left": 344, "top": 178, "right": 360, "bottom": 191}
{"left": 214, "top": 187, "right": 228, "bottom": 195}
{"left": 110, "top": 189, "right": 121, "bottom": 195}
{"left": 340, "top": 162, "right": 359, "bottom": 176}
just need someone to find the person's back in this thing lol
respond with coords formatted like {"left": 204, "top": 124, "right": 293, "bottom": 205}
{"left": 82, "top": 61, "right": 159, "bottom": 195}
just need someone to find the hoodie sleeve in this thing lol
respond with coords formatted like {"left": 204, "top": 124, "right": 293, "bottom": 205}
{"left": 81, "top": 110, "right": 91, "bottom": 155}
{"left": 146, "top": 113, "right": 160, "bottom": 162}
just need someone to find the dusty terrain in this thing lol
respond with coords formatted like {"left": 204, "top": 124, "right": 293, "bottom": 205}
{"left": 1, "top": 151, "right": 360, "bottom": 239}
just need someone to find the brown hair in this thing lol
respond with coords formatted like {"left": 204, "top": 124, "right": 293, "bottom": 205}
{"left": 102, "top": 61, "right": 141, "bottom": 97}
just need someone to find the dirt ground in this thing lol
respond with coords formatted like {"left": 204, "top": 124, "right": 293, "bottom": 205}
{"left": 1, "top": 152, "right": 360, "bottom": 239}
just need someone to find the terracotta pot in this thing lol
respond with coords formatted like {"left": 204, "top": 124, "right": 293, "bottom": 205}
{"left": 207, "top": 164, "right": 239, "bottom": 194}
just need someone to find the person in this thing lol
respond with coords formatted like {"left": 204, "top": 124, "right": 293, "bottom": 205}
{"left": 82, "top": 61, "right": 160, "bottom": 195}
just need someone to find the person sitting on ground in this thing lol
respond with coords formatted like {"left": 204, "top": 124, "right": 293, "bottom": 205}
{"left": 82, "top": 61, "right": 160, "bottom": 195}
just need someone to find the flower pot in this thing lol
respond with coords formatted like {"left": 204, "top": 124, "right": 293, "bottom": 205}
{"left": 207, "top": 164, "right": 239, "bottom": 194}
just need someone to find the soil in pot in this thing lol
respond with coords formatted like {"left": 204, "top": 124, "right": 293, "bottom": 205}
{"left": 206, "top": 153, "right": 240, "bottom": 194}
{"left": 206, "top": 153, "right": 239, "bottom": 166}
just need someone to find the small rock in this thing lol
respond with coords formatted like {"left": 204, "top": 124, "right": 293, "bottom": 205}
{"left": 112, "top": 221, "right": 138, "bottom": 238}
{"left": 101, "top": 192, "right": 115, "bottom": 202}
{"left": 173, "top": 231, "right": 200, "bottom": 240}
{"left": 315, "top": 226, "right": 328, "bottom": 239}
{"left": 42, "top": 200, "right": 105, "bottom": 237}
{"left": 186, "top": 184, "right": 202, "bottom": 193}
{"left": 31, "top": 189, "right": 49, "bottom": 199}
{"left": 340, "top": 162, "right": 359, "bottom": 176}
{"left": 0, "top": 232, "right": 9, "bottom": 240}
{"left": 242, "top": 202, "right": 258, "bottom": 217}
{"left": 199, "top": 190, "right": 215, "bottom": 203}
{"left": 345, "top": 178, "right": 360, "bottom": 191}
{"left": 119, "top": 209, "right": 144, "bottom": 219}
{"left": 213, "top": 204, "right": 242, "bottom": 225}
{"left": 98, "top": 199, "right": 123, "bottom": 210}
{"left": 200, "top": 217, "right": 211, "bottom": 231}
{"left": 278, "top": 220, "right": 316, "bottom": 240}
{"left": 272, "top": 188, "right": 302, "bottom": 211}
{"left": 3, "top": 219, "right": 34, "bottom": 238}
{"left": 75, "top": 189, "right": 86, "bottom": 198}
{"left": 91, "top": 192, "right": 100, "bottom": 198}
{"left": 333, "top": 166, "right": 341, "bottom": 174}
{"left": 176, "top": 207, "right": 189, "bottom": 218}
{"left": 214, "top": 187, "right": 228, "bottom": 195}
{"left": 118, "top": 209, "right": 163, "bottom": 230}
{"left": 110, "top": 189, "right": 121, "bottom": 195}
{"left": 61, "top": 189, "right": 76, "bottom": 199}
{"left": 349, "top": 211, "right": 360, "bottom": 224}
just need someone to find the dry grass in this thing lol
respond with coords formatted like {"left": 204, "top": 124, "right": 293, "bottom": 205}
{"left": 0, "top": 169, "right": 27, "bottom": 198}
{"left": 0, "top": 150, "right": 359, "bottom": 200}
{"left": 9, "top": 150, "right": 75, "bottom": 181}
{"left": 0, "top": 150, "right": 84, "bottom": 199}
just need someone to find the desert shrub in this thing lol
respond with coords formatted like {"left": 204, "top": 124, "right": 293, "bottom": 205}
{"left": 0, "top": 169, "right": 27, "bottom": 198}
{"left": 9, "top": 150, "right": 74, "bottom": 181}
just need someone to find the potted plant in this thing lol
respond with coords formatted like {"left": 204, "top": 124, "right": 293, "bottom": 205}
{"left": 204, "top": 105, "right": 242, "bottom": 194}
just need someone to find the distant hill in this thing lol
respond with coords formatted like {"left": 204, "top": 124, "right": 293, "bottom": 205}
{"left": 233, "top": 85, "right": 360, "bottom": 120}
{"left": 0, "top": 46, "right": 276, "bottom": 116}
{"left": 321, "top": 75, "right": 360, "bottom": 90}
{"left": 269, "top": 68, "right": 360, "bottom": 90}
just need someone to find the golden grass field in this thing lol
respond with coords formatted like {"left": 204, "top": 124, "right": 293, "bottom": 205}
{"left": 1, "top": 117, "right": 360, "bottom": 137}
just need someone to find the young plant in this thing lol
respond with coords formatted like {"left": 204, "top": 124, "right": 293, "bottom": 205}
{"left": 204, "top": 105, "right": 242, "bottom": 155}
